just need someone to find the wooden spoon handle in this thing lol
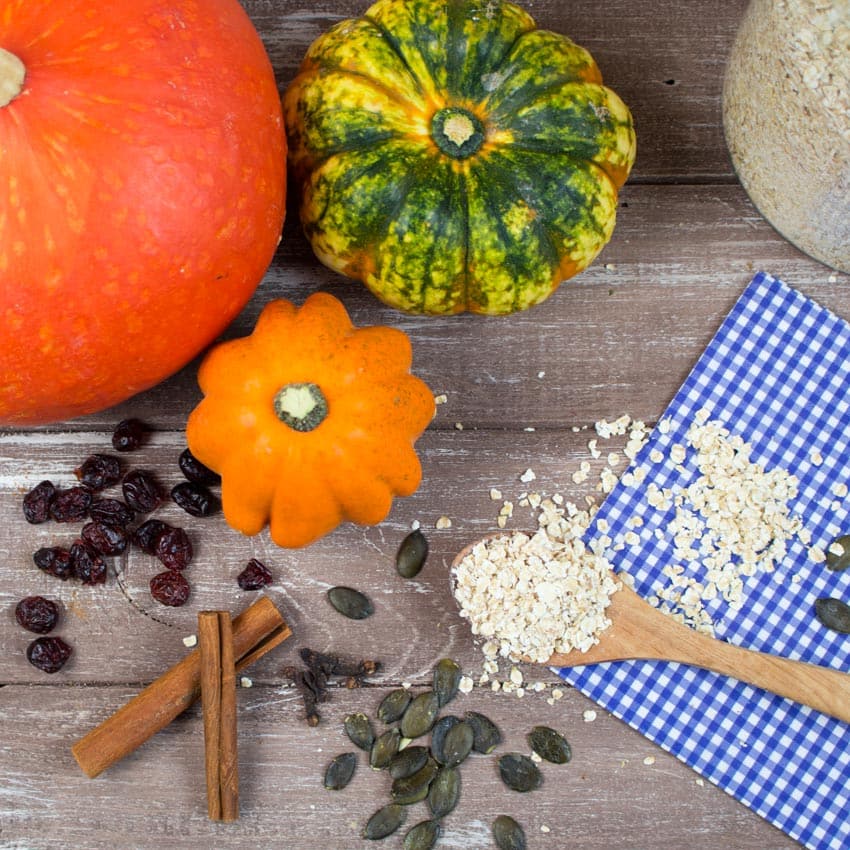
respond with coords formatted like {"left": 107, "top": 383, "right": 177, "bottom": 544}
{"left": 663, "top": 624, "right": 850, "bottom": 724}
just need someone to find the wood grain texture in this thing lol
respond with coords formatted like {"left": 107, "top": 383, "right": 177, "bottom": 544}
{"left": 2, "top": 0, "right": 846, "bottom": 847}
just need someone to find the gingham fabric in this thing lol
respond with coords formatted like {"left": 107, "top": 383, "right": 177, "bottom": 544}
{"left": 558, "top": 272, "right": 850, "bottom": 850}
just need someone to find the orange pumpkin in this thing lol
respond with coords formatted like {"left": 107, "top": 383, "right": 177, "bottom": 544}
{"left": 0, "top": 0, "right": 286, "bottom": 425}
{"left": 185, "top": 293, "right": 435, "bottom": 548}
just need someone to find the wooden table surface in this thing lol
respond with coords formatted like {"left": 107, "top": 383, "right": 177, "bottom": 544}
{"left": 2, "top": 2, "right": 848, "bottom": 848}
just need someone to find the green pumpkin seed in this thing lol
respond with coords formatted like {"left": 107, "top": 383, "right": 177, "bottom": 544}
{"left": 363, "top": 804, "right": 407, "bottom": 840}
{"left": 527, "top": 725, "right": 572, "bottom": 764}
{"left": 427, "top": 766, "right": 461, "bottom": 818}
{"left": 430, "top": 715, "right": 460, "bottom": 764}
{"left": 492, "top": 815, "right": 527, "bottom": 850}
{"left": 391, "top": 758, "right": 438, "bottom": 805}
{"left": 370, "top": 727, "right": 401, "bottom": 769}
{"left": 344, "top": 712, "right": 375, "bottom": 751}
{"left": 400, "top": 691, "right": 440, "bottom": 739}
{"left": 323, "top": 752, "right": 357, "bottom": 790}
{"left": 432, "top": 658, "right": 462, "bottom": 707}
{"left": 465, "top": 710, "right": 502, "bottom": 754}
{"left": 396, "top": 529, "right": 429, "bottom": 578}
{"left": 498, "top": 753, "right": 543, "bottom": 792}
{"left": 826, "top": 534, "right": 850, "bottom": 572}
{"left": 389, "top": 746, "right": 430, "bottom": 780}
{"left": 814, "top": 597, "right": 850, "bottom": 634}
{"left": 441, "top": 720, "right": 474, "bottom": 767}
{"left": 327, "top": 586, "right": 374, "bottom": 620}
{"left": 403, "top": 819, "right": 441, "bottom": 850}
{"left": 378, "top": 688, "right": 412, "bottom": 723}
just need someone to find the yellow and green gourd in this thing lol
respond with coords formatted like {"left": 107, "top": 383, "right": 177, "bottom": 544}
{"left": 284, "top": 0, "right": 636, "bottom": 316}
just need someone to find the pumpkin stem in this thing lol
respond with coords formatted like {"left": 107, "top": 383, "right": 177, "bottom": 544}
{"left": 273, "top": 382, "right": 328, "bottom": 432}
{"left": 431, "top": 107, "right": 485, "bottom": 159}
{"left": 0, "top": 48, "right": 25, "bottom": 109}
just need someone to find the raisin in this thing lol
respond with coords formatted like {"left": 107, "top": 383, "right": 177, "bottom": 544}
{"left": 178, "top": 448, "right": 221, "bottom": 486}
{"left": 131, "top": 519, "right": 171, "bottom": 555}
{"left": 122, "top": 469, "right": 163, "bottom": 513}
{"left": 112, "top": 418, "right": 149, "bottom": 452}
{"left": 237, "top": 558, "right": 273, "bottom": 590}
{"left": 171, "top": 481, "right": 217, "bottom": 517}
{"left": 150, "top": 570, "right": 190, "bottom": 607}
{"left": 22, "top": 480, "right": 56, "bottom": 524}
{"left": 89, "top": 497, "right": 135, "bottom": 528}
{"left": 49, "top": 486, "right": 92, "bottom": 522}
{"left": 33, "top": 547, "right": 74, "bottom": 580}
{"left": 74, "top": 453, "right": 122, "bottom": 491}
{"left": 81, "top": 521, "right": 128, "bottom": 556}
{"left": 15, "top": 596, "right": 60, "bottom": 634}
{"left": 26, "top": 636, "right": 73, "bottom": 673}
{"left": 70, "top": 541, "right": 107, "bottom": 585}
{"left": 154, "top": 526, "right": 193, "bottom": 570}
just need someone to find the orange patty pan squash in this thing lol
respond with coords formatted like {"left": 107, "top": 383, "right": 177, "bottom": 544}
{"left": 0, "top": 0, "right": 286, "bottom": 425}
{"left": 185, "top": 293, "right": 436, "bottom": 548}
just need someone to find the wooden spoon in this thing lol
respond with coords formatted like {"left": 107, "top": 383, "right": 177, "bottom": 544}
{"left": 452, "top": 535, "right": 850, "bottom": 724}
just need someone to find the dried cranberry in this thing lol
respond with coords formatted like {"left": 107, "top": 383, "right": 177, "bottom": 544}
{"left": 178, "top": 448, "right": 221, "bottom": 486}
{"left": 122, "top": 469, "right": 163, "bottom": 513}
{"left": 70, "top": 541, "right": 107, "bottom": 585}
{"left": 131, "top": 519, "right": 171, "bottom": 555}
{"left": 22, "top": 480, "right": 56, "bottom": 524}
{"left": 15, "top": 596, "right": 60, "bottom": 634}
{"left": 171, "top": 481, "right": 217, "bottom": 517}
{"left": 26, "top": 636, "right": 72, "bottom": 673}
{"left": 49, "top": 486, "right": 92, "bottom": 522}
{"left": 81, "top": 521, "right": 128, "bottom": 556}
{"left": 74, "top": 454, "right": 122, "bottom": 491}
{"left": 89, "top": 497, "right": 135, "bottom": 528}
{"left": 155, "top": 526, "right": 193, "bottom": 570}
{"left": 150, "top": 570, "right": 190, "bottom": 607}
{"left": 33, "top": 547, "right": 74, "bottom": 580}
{"left": 237, "top": 558, "right": 274, "bottom": 590}
{"left": 112, "top": 418, "right": 149, "bottom": 452}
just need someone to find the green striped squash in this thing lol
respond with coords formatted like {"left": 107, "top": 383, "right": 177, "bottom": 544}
{"left": 284, "top": 0, "right": 636, "bottom": 316}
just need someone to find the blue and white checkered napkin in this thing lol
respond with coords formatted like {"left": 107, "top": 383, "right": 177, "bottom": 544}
{"left": 558, "top": 272, "right": 850, "bottom": 850}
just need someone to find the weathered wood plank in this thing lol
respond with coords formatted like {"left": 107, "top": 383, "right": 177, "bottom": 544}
{"left": 0, "top": 428, "right": 634, "bottom": 685}
{"left": 23, "top": 184, "right": 848, "bottom": 434}
{"left": 0, "top": 684, "right": 796, "bottom": 849}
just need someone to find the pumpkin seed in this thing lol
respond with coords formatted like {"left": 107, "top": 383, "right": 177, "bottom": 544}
{"left": 363, "top": 803, "right": 407, "bottom": 840}
{"left": 396, "top": 529, "right": 429, "bottom": 578}
{"left": 441, "top": 720, "right": 474, "bottom": 767}
{"left": 427, "top": 766, "right": 461, "bottom": 818}
{"left": 465, "top": 710, "right": 502, "bottom": 754}
{"left": 378, "top": 688, "right": 412, "bottom": 724}
{"left": 432, "top": 657, "right": 462, "bottom": 707}
{"left": 344, "top": 712, "right": 375, "bottom": 751}
{"left": 498, "top": 753, "right": 543, "bottom": 793}
{"left": 826, "top": 534, "right": 850, "bottom": 572}
{"left": 430, "top": 715, "right": 461, "bottom": 764}
{"left": 327, "top": 585, "right": 374, "bottom": 620}
{"left": 389, "top": 746, "right": 430, "bottom": 780}
{"left": 814, "top": 597, "right": 850, "bottom": 634}
{"left": 323, "top": 752, "right": 357, "bottom": 790}
{"left": 400, "top": 690, "right": 440, "bottom": 739}
{"left": 403, "top": 819, "right": 441, "bottom": 850}
{"left": 370, "top": 727, "right": 401, "bottom": 770}
{"left": 527, "top": 725, "right": 572, "bottom": 764}
{"left": 391, "top": 758, "right": 439, "bottom": 805}
{"left": 492, "top": 815, "right": 527, "bottom": 850}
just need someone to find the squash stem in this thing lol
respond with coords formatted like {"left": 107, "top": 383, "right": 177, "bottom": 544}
{"left": 0, "top": 48, "right": 25, "bottom": 108}
{"left": 431, "top": 107, "right": 485, "bottom": 159}
{"left": 273, "top": 382, "right": 328, "bottom": 432}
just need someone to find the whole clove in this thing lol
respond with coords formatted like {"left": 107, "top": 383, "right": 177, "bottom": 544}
{"left": 286, "top": 648, "right": 381, "bottom": 725}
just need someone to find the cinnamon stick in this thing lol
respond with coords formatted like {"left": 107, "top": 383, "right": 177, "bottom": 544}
{"left": 72, "top": 596, "right": 290, "bottom": 779}
{"left": 198, "top": 611, "right": 239, "bottom": 822}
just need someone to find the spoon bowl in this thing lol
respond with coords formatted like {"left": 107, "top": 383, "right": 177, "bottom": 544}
{"left": 452, "top": 532, "right": 850, "bottom": 724}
